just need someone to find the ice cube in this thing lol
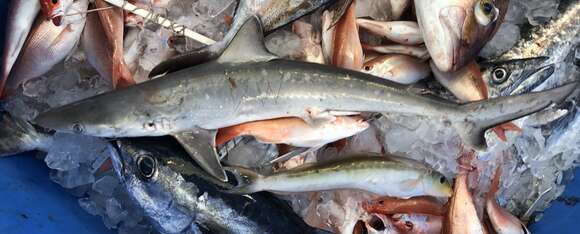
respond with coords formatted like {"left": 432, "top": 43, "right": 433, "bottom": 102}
{"left": 92, "top": 175, "right": 120, "bottom": 197}
{"left": 104, "top": 198, "right": 129, "bottom": 229}
{"left": 78, "top": 197, "right": 100, "bottom": 216}
{"left": 524, "top": 0, "right": 560, "bottom": 26}
{"left": 49, "top": 165, "right": 95, "bottom": 189}
{"left": 45, "top": 133, "right": 108, "bottom": 171}
{"left": 480, "top": 23, "right": 521, "bottom": 59}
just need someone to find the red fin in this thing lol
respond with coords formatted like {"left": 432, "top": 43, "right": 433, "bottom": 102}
{"left": 492, "top": 122, "right": 522, "bottom": 142}
{"left": 114, "top": 60, "right": 136, "bottom": 89}
{"left": 215, "top": 125, "right": 245, "bottom": 146}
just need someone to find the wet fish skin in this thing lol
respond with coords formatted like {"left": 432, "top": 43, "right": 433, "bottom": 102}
{"left": 0, "top": 0, "right": 40, "bottom": 98}
{"left": 362, "top": 54, "right": 430, "bottom": 84}
{"left": 363, "top": 196, "right": 445, "bottom": 216}
{"left": 362, "top": 43, "right": 430, "bottom": 60}
{"left": 480, "top": 57, "right": 554, "bottom": 97}
{"left": 6, "top": 0, "right": 89, "bottom": 95}
{"left": 357, "top": 19, "right": 423, "bottom": 45}
{"left": 226, "top": 155, "right": 453, "bottom": 198}
{"left": 0, "top": 112, "right": 52, "bottom": 157}
{"left": 329, "top": 0, "right": 364, "bottom": 70}
{"left": 110, "top": 138, "right": 326, "bottom": 234}
{"left": 414, "top": 0, "right": 509, "bottom": 72}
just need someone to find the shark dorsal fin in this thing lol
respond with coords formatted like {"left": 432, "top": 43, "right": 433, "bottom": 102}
{"left": 217, "top": 16, "right": 277, "bottom": 64}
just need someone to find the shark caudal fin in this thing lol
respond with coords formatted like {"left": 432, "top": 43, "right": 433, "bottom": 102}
{"left": 453, "top": 82, "right": 578, "bottom": 150}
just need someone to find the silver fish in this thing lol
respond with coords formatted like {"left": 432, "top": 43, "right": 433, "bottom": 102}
{"left": 6, "top": 0, "right": 88, "bottom": 95}
{"left": 109, "top": 138, "right": 326, "bottom": 234}
{"left": 0, "top": 0, "right": 40, "bottom": 98}
{"left": 0, "top": 112, "right": 52, "bottom": 157}
{"left": 226, "top": 154, "right": 452, "bottom": 198}
{"left": 34, "top": 17, "right": 579, "bottom": 181}
{"left": 149, "top": 0, "right": 350, "bottom": 77}
{"left": 480, "top": 57, "right": 555, "bottom": 97}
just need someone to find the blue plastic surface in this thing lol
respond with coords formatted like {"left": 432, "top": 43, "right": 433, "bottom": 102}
{"left": 0, "top": 153, "right": 115, "bottom": 234}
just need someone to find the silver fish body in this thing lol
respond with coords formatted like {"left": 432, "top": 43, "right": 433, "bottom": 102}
{"left": 227, "top": 155, "right": 453, "bottom": 198}
{"left": 0, "top": 0, "right": 40, "bottom": 97}
{"left": 480, "top": 57, "right": 555, "bottom": 97}
{"left": 0, "top": 112, "right": 52, "bottom": 157}
{"left": 6, "top": 0, "right": 88, "bottom": 95}
{"left": 110, "top": 138, "right": 326, "bottom": 234}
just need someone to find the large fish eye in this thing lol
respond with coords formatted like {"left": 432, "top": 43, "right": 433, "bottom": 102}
{"left": 474, "top": 0, "right": 499, "bottom": 26}
{"left": 491, "top": 67, "right": 509, "bottom": 84}
{"left": 440, "top": 176, "right": 446, "bottom": 184}
{"left": 136, "top": 154, "right": 157, "bottom": 180}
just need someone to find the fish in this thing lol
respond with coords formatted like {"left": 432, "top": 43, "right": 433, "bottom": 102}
{"left": 328, "top": 0, "right": 364, "bottom": 70}
{"left": 216, "top": 116, "right": 369, "bottom": 147}
{"left": 442, "top": 153, "right": 487, "bottom": 234}
{"left": 34, "top": 17, "right": 579, "bottom": 181}
{"left": 362, "top": 43, "right": 430, "bottom": 60}
{"left": 362, "top": 54, "right": 430, "bottom": 84}
{"left": 486, "top": 166, "right": 530, "bottom": 234}
{"left": 357, "top": 19, "right": 423, "bottom": 45}
{"left": 414, "top": 0, "right": 509, "bottom": 72}
{"left": 0, "top": 0, "right": 40, "bottom": 98}
{"left": 226, "top": 154, "right": 453, "bottom": 198}
{"left": 39, "top": 0, "right": 73, "bottom": 26}
{"left": 149, "top": 0, "right": 352, "bottom": 77}
{"left": 5, "top": 0, "right": 88, "bottom": 96}
{"left": 109, "top": 138, "right": 326, "bottom": 234}
{"left": 391, "top": 213, "right": 443, "bottom": 234}
{"left": 0, "top": 112, "right": 52, "bottom": 157}
{"left": 94, "top": 0, "right": 135, "bottom": 89}
{"left": 82, "top": 6, "right": 134, "bottom": 89}
{"left": 363, "top": 196, "right": 445, "bottom": 216}
{"left": 292, "top": 20, "right": 325, "bottom": 64}
{"left": 480, "top": 57, "right": 555, "bottom": 97}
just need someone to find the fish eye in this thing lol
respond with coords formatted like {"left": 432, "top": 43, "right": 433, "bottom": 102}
{"left": 363, "top": 65, "right": 372, "bottom": 71}
{"left": 474, "top": 0, "right": 499, "bottom": 26}
{"left": 440, "top": 176, "right": 446, "bottom": 184}
{"left": 491, "top": 67, "right": 509, "bottom": 84}
{"left": 72, "top": 123, "right": 84, "bottom": 134}
{"left": 136, "top": 154, "right": 157, "bottom": 180}
{"left": 52, "top": 0, "right": 58, "bottom": 4}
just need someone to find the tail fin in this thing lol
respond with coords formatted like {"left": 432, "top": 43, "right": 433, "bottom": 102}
{"left": 223, "top": 166, "right": 263, "bottom": 195}
{"left": 0, "top": 112, "right": 50, "bottom": 157}
{"left": 453, "top": 82, "right": 578, "bottom": 150}
{"left": 111, "top": 54, "right": 136, "bottom": 89}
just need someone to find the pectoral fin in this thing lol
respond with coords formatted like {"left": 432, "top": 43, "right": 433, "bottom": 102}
{"left": 172, "top": 129, "right": 227, "bottom": 182}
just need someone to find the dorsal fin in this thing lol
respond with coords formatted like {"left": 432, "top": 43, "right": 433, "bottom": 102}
{"left": 217, "top": 16, "right": 277, "bottom": 64}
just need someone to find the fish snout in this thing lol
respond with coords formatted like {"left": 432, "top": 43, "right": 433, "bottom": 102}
{"left": 433, "top": 6, "right": 467, "bottom": 72}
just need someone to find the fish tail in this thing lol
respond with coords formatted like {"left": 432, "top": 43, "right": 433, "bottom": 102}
{"left": 0, "top": 112, "right": 49, "bottom": 157}
{"left": 111, "top": 54, "right": 135, "bottom": 89}
{"left": 452, "top": 82, "right": 578, "bottom": 150}
{"left": 223, "top": 166, "right": 263, "bottom": 195}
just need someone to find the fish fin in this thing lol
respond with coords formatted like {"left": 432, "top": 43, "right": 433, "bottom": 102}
{"left": 491, "top": 122, "right": 521, "bottom": 142}
{"left": 217, "top": 16, "right": 277, "bottom": 64}
{"left": 112, "top": 55, "right": 136, "bottom": 89}
{"left": 269, "top": 147, "right": 313, "bottom": 164}
{"left": 223, "top": 166, "right": 263, "bottom": 194}
{"left": 172, "top": 129, "right": 227, "bottom": 182}
{"left": 452, "top": 82, "right": 578, "bottom": 150}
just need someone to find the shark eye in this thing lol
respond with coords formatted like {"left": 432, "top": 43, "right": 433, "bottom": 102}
{"left": 136, "top": 154, "right": 157, "bottom": 180}
{"left": 475, "top": 0, "right": 499, "bottom": 26}
{"left": 491, "top": 67, "right": 509, "bottom": 84}
{"left": 72, "top": 123, "right": 84, "bottom": 134}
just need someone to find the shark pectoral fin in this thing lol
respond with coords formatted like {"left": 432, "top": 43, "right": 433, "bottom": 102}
{"left": 217, "top": 16, "right": 277, "bottom": 64}
{"left": 172, "top": 129, "right": 227, "bottom": 182}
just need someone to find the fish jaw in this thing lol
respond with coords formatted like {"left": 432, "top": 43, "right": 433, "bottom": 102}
{"left": 480, "top": 57, "right": 553, "bottom": 97}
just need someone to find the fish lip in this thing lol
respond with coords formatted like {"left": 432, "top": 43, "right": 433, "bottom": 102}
{"left": 436, "top": 6, "right": 467, "bottom": 72}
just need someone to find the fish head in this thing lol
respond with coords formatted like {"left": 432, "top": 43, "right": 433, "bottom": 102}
{"left": 415, "top": 0, "right": 509, "bottom": 72}
{"left": 422, "top": 171, "right": 452, "bottom": 197}
{"left": 40, "top": 0, "right": 73, "bottom": 26}
{"left": 480, "top": 57, "right": 554, "bottom": 97}
{"left": 109, "top": 140, "right": 196, "bottom": 233}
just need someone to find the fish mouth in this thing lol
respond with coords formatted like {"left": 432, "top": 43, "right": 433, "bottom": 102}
{"left": 505, "top": 64, "right": 555, "bottom": 96}
{"left": 434, "top": 6, "right": 467, "bottom": 72}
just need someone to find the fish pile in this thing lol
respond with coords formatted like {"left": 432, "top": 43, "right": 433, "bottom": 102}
{"left": 0, "top": 0, "right": 578, "bottom": 233}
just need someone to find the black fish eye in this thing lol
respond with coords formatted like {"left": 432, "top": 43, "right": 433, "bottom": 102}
{"left": 72, "top": 123, "right": 84, "bottom": 133}
{"left": 482, "top": 2, "right": 494, "bottom": 14}
{"left": 52, "top": 0, "right": 58, "bottom": 4}
{"left": 136, "top": 154, "right": 157, "bottom": 180}
{"left": 440, "top": 176, "right": 446, "bottom": 184}
{"left": 492, "top": 67, "right": 508, "bottom": 84}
